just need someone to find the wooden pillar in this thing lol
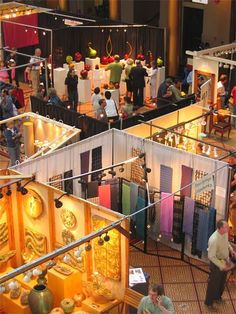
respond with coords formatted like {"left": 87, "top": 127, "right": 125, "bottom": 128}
{"left": 167, "top": 0, "right": 180, "bottom": 76}
{"left": 59, "top": 0, "right": 68, "bottom": 11}
{"left": 23, "top": 122, "right": 35, "bottom": 157}
{"left": 109, "top": 0, "right": 120, "bottom": 21}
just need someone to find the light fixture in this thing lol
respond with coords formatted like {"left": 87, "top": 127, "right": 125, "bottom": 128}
{"left": 54, "top": 192, "right": 68, "bottom": 209}
{"left": 219, "top": 62, "right": 223, "bottom": 68}
{"left": 108, "top": 169, "right": 116, "bottom": 176}
{"left": 85, "top": 241, "right": 92, "bottom": 251}
{"left": 0, "top": 189, "right": 3, "bottom": 199}
{"left": 42, "top": 32, "right": 46, "bottom": 36}
{"left": 223, "top": 64, "right": 229, "bottom": 69}
{"left": 119, "top": 165, "right": 124, "bottom": 172}
{"left": 97, "top": 236, "right": 104, "bottom": 246}
{"left": 6, "top": 187, "right": 12, "bottom": 196}
{"left": 32, "top": 268, "right": 42, "bottom": 276}
{"left": 139, "top": 152, "right": 145, "bottom": 159}
{"left": 214, "top": 147, "right": 218, "bottom": 158}
{"left": 201, "top": 117, "right": 206, "bottom": 126}
{"left": 104, "top": 232, "right": 110, "bottom": 242}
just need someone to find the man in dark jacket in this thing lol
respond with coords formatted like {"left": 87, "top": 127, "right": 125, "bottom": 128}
{"left": 65, "top": 69, "right": 79, "bottom": 111}
{"left": 129, "top": 60, "right": 148, "bottom": 108}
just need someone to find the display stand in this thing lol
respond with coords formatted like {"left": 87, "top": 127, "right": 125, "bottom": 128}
{"left": 144, "top": 76, "right": 151, "bottom": 100}
{"left": 74, "top": 61, "right": 85, "bottom": 74}
{"left": 93, "top": 69, "right": 103, "bottom": 89}
{"left": 103, "top": 69, "right": 110, "bottom": 85}
{"left": 81, "top": 297, "right": 122, "bottom": 314}
{"left": 85, "top": 57, "right": 100, "bottom": 70}
{"left": 156, "top": 67, "right": 165, "bottom": 92}
{"left": 23, "top": 122, "right": 35, "bottom": 157}
{"left": 0, "top": 294, "right": 31, "bottom": 314}
{"left": 119, "top": 70, "right": 126, "bottom": 96}
{"left": 78, "top": 78, "right": 92, "bottom": 103}
{"left": 105, "top": 89, "right": 119, "bottom": 107}
{"left": 47, "top": 265, "right": 82, "bottom": 307}
{"left": 53, "top": 68, "right": 67, "bottom": 98}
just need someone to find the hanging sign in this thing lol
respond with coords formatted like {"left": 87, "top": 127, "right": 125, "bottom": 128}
{"left": 64, "top": 19, "right": 83, "bottom": 26}
{"left": 194, "top": 174, "right": 214, "bottom": 195}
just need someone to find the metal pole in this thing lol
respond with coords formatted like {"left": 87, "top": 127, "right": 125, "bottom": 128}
{"left": 45, "top": 59, "right": 49, "bottom": 93}
{"left": 50, "top": 30, "right": 54, "bottom": 87}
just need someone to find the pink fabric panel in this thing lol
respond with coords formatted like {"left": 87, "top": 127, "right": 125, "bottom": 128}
{"left": 98, "top": 184, "right": 111, "bottom": 209}
{"left": 160, "top": 192, "right": 174, "bottom": 236}
{"left": 3, "top": 14, "right": 39, "bottom": 49}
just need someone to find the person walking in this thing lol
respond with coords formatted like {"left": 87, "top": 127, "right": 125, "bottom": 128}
{"left": 65, "top": 68, "right": 78, "bottom": 111}
{"left": 204, "top": 219, "right": 236, "bottom": 311}
{"left": 4, "top": 121, "right": 21, "bottom": 166}
{"left": 129, "top": 60, "right": 148, "bottom": 108}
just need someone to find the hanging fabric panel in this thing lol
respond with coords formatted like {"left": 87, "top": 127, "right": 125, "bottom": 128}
{"left": 80, "top": 150, "right": 90, "bottom": 183}
{"left": 160, "top": 165, "right": 173, "bottom": 193}
{"left": 208, "top": 207, "right": 216, "bottom": 238}
{"left": 191, "top": 206, "right": 202, "bottom": 258}
{"left": 91, "top": 146, "right": 102, "bottom": 181}
{"left": 63, "top": 170, "right": 73, "bottom": 194}
{"left": 180, "top": 165, "right": 193, "bottom": 197}
{"left": 182, "top": 197, "right": 195, "bottom": 236}
{"left": 105, "top": 178, "right": 119, "bottom": 212}
{"left": 130, "top": 182, "right": 139, "bottom": 214}
{"left": 196, "top": 209, "right": 210, "bottom": 252}
{"left": 136, "top": 195, "right": 146, "bottom": 240}
{"left": 98, "top": 184, "right": 111, "bottom": 209}
{"left": 87, "top": 181, "right": 99, "bottom": 198}
{"left": 122, "top": 182, "right": 131, "bottom": 215}
{"left": 172, "top": 198, "right": 184, "bottom": 244}
{"left": 160, "top": 192, "right": 174, "bottom": 236}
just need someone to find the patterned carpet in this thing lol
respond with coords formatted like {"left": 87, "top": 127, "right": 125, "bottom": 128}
{"left": 129, "top": 240, "right": 236, "bottom": 313}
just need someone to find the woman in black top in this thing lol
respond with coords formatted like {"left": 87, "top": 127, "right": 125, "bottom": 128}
{"left": 65, "top": 69, "right": 78, "bottom": 111}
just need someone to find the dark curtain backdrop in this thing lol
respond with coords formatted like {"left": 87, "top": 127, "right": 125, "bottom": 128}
{"left": 52, "top": 26, "right": 165, "bottom": 65}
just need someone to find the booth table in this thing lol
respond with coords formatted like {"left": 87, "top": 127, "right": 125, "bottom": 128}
{"left": 81, "top": 297, "right": 123, "bottom": 314}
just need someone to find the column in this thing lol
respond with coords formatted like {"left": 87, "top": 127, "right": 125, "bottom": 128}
{"left": 109, "top": 0, "right": 120, "bottom": 21}
{"left": 167, "top": 0, "right": 180, "bottom": 76}
{"left": 23, "top": 122, "right": 35, "bottom": 157}
{"left": 59, "top": 0, "right": 68, "bottom": 11}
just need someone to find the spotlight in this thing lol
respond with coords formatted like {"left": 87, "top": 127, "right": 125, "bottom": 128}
{"left": 16, "top": 182, "right": 21, "bottom": 192}
{"left": 146, "top": 167, "right": 151, "bottom": 173}
{"left": 54, "top": 199, "right": 63, "bottom": 208}
{"left": 108, "top": 169, "right": 116, "bottom": 176}
{"left": 54, "top": 192, "right": 68, "bottom": 208}
{"left": 42, "top": 31, "right": 46, "bottom": 36}
{"left": 21, "top": 187, "right": 28, "bottom": 195}
{"left": 6, "top": 187, "right": 12, "bottom": 196}
{"left": 119, "top": 166, "right": 124, "bottom": 172}
{"left": 139, "top": 153, "right": 145, "bottom": 159}
{"left": 104, "top": 232, "right": 110, "bottom": 242}
{"left": 0, "top": 190, "right": 3, "bottom": 199}
{"left": 85, "top": 242, "right": 92, "bottom": 251}
{"left": 54, "top": 16, "right": 58, "bottom": 20}
{"left": 97, "top": 236, "right": 104, "bottom": 246}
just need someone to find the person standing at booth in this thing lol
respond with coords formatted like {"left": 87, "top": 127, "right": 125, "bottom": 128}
{"left": 129, "top": 60, "right": 148, "bottom": 108}
{"left": 6, "top": 48, "right": 19, "bottom": 87}
{"left": 138, "top": 284, "right": 175, "bottom": 314}
{"left": 30, "top": 48, "right": 42, "bottom": 95}
{"left": 204, "top": 219, "right": 236, "bottom": 311}
{"left": 105, "top": 55, "right": 123, "bottom": 87}
{"left": 4, "top": 121, "right": 21, "bottom": 166}
{"left": 230, "top": 85, "right": 236, "bottom": 128}
{"left": 65, "top": 68, "right": 79, "bottom": 111}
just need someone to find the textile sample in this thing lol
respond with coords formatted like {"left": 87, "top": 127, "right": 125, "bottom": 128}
{"left": 87, "top": 181, "right": 98, "bottom": 198}
{"left": 80, "top": 150, "right": 90, "bottom": 183}
{"left": 183, "top": 197, "right": 195, "bottom": 236}
{"left": 196, "top": 209, "right": 210, "bottom": 252}
{"left": 98, "top": 184, "right": 111, "bottom": 209}
{"left": 136, "top": 195, "right": 146, "bottom": 240}
{"left": 194, "top": 170, "right": 213, "bottom": 206}
{"left": 49, "top": 174, "right": 63, "bottom": 190}
{"left": 160, "top": 192, "right": 174, "bottom": 236}
{"left": 130, "top": 147, "right": 145, "bottom": 185}
{"left": 160, "top": 165, "right": 173, "bottom": 193}
{"left": 180, "top": 165, "right": 193, "bottom": 197}
{"left": 172, "top": 198, "right": 184, "bottom": 244}
{"left": 130, "top": 182, "right": 139, "bottom": 214}
{"left": 91, "top": 146, "right": 102, "bottom": 181}
{"left": 105, "top": 178, "right": 120, "bottom": 212}
{"left": 64, "top": 170, "right": 73, "bottom": 194}
{"left": 122, "top": 182, "right": 131, "bottom": 215}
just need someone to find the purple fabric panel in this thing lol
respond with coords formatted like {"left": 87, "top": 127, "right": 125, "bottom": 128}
{"left": 160, "top": 192, "right": 174, "bottom": 235}
{"left": 181, "top": 165, "right": 193, "bottom": 197}
{"left": 160, "top": 165, "right": 173, "bottom": 193}
{"left": 183, "top": 196, "right": 195, "bottom": 236}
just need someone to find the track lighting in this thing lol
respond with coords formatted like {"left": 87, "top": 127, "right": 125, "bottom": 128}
{"left": 54, "top": 192, "right": 68, "bottom": 209}
{"left": 17, "top": 176, "right": 36, "bottom": 195}
{"left": 138, "top": 152, "right": 145, "bottom": 159}
{"left": 6, "top": 187, "right": 12, "bottom": 196}
{"left": 21, "top": 187, "right": 28, "bottom": 195}
{"left": 97, "top": 236, "right": 104, "bottom": 246}
{"left": 85, "top": 242, "right": 92, "bottom": 251}
{"left": 119, "top": 166, "right": 124, "bottom": 172}
{"left": 0, "top": 189, "right": 3, "bottom": 199}
{"left": 104, "top": 232, "right": 110, "bottom": 242}
{"left": 108, "top": 169, "right": 116, "bottom": 176}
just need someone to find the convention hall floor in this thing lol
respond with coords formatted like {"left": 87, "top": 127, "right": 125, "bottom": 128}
{"left": 130, "top": 239, "right": 236, "bottom": 314}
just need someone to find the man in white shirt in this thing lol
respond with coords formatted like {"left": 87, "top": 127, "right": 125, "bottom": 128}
{"left": 104, "top": 91, "right": 118, "bottom": 119}
{"left": 217, "top": 74, "right": 227, "bottom": 108}
{"left": 204, "top": 219, "right": 236, "bottom": 311}
{"left": 30, "top": 48, "right": 42, "bottom": 95}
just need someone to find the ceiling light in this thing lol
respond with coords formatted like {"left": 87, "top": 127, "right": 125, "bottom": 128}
{"left": 103, "top": 232, "right": 110, "bottom": 242}
{"left": 97, "top": 236, "right": 104, "bottom": 246}
{"left": 0, "top": 190, "right": 3, "bottom": 199}
{"left": 6, "top": 187, "right": 12, "bottom": 196}
{"left": 85, "top": 242, "right": 92, "bottom": 251}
